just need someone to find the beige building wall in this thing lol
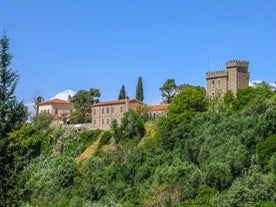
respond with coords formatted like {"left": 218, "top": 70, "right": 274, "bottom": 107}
{"left": 38, "top": 99, "right": 74, "bottom": 119}
{"left": 91, "top": 98, "right": 143, "bottom": 130}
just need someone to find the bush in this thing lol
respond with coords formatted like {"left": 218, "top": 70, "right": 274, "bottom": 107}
{"left": 99, "top": 131, "right": 112, "bottom": 149}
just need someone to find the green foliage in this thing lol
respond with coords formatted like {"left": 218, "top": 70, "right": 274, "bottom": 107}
{"left": 168, "top": 86, "right": 207, "bottom": 125}
{"left": 32, "top": 112, "right": 53, "bottom": 130}
{"left": 214, "top": 166, "right": 276, "bottom": 207}
{"left": 136, "top": 76, "right": 144, "bottom": 101}
{"left": 224, "top": 90, "right": 235, "bottom": 107}
{"left": 118, "top": 84, "right": 126, "bottom": 100}
{"left": 69, "top": 88, "right": 100, "bottom": 123}
{"left": 20, "top": 153, "right": 77, "bottom": 205}
{"left": 233, "top": 82, "right": 274, "bottom": 111}
{"left": 111, "top": 119, "right": 122, "bottom": 143}
{"left": 136, "top": 104, "right": 150, "bottom": 122}
{"left": 203, "top": 160, "right": 233, "bottom": 191}
{"left": 160, "top": 78, "right": 177, "bottom": 103}
{"left": 0, "top": 32, "right": 28, "bottom": 207}
{"left": 256, "top": 134, "right": 276, "bottom": 170}
{"left": 99, "top": 131, "right": 112, "bottom": 149}
{"left": 120, "top": 109, "right": 145, "bottom": 139}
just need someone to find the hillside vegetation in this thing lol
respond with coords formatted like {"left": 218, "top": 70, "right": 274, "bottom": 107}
{"left": 3, "top": 84, "right": 274, "bottom": 207}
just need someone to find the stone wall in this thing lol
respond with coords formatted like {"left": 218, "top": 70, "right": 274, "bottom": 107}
{"left": 206, "top": 60, "right": 250, "bottom": 96}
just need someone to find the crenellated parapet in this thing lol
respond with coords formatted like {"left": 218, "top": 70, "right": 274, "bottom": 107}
{"left": 206, "top": 70, "right": 227, "bottom": 79}
{"left": 226, "top": 60, "right": 249, "bottom": 68}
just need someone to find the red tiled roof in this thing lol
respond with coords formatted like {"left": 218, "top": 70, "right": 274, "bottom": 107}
{"left": 39, "top": 98, "right": 74, "bottom": 105}
{"left": 92, "top": 98, "right": 143, "bottom": 107}
{"left": 148, "top": 104, "right": 170, "bottom": 111}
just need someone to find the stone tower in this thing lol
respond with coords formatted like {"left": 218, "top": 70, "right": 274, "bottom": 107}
{"left": 206, "top": 60, "right": 250, "bottom": 96}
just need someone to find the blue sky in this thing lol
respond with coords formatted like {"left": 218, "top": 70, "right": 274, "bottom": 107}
{"left": 1, "top": 0, "right": 275, "bottom": 110}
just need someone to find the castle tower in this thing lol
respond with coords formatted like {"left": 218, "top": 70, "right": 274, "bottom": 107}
{"left": 226, "top": 60, "right": 250, "bottom": 95}
{"left": 206, "top": 60, "right": 250, "bottom": 97}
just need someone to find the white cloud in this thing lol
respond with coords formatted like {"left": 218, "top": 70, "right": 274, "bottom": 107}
{"left": 50, "top": 89, "right": 76, "bottom": 101}
{"left": 249, "top": 80, "right": 275, "bottom": 88}
{"left": 249, "top": 80, "right": 262, "bottom": 87}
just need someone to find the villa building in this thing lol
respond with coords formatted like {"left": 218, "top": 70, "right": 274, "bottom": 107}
{"left": 91, "top": 97, "right": 143, "bottom": 130}
{"left": 38, "top": 98, "right": 74, "bottom": 120}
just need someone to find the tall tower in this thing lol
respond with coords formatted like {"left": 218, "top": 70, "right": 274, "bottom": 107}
{"left": 206, "top": 60, "right": 250, "bottom": 97}
{"left": 226, "top": 60, "right": 250, "bottom": 95}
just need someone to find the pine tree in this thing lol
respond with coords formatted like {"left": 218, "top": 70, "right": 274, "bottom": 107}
{"left": 118, "top": 85, "right": 126, "bottom": 100}
{"left": 136, "top": 76, "right": 144, "bottom": 102}
{"left": 0, "top": 32, "right": 28, "bottom": 137}
{"left": 0, "top": 32, "right": 28, "bottom": 206}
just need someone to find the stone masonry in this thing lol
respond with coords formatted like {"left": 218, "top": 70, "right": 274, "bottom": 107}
{"left": 206, "top": 60, "right": 250, "bottom": 96}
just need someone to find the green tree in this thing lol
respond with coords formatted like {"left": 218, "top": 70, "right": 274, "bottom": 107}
{"left": 223, "top": 90, "right": 235, "bottom": 108}
{"left": 177, "top": 83, "right": 192, "bottom": 92}
{"left": 32, "top": 112, "right": 53, "bottom": 130}
{"left": 118, "top": 85, "right": 126, "bottom": 100}
{"left": 33, "top": 96, "right": 44, "bottom": 115}
{"left": 168, "top": 86, "right": 207, "bottom": 125}
{"left": 0, "top": 32, "right": 28, "bottom": 206}
{"left": 120, "top": 109, "right": 145, "bottom": 139}
{"left": 160, "top": 79, "right": 177, "bottom": 103}
{"left": 136, "top": 104, "right": 149, "bottom": 122}
{"left": 256, "top": 134, "right": 276, "bottom": 170}
{"left": 0, "top": 33, "right": 28, "bottom": 137}
{"left": 69, "top": 88, "right": 100, "bottom": 123}
{"left": 136, "top": 76, "right": 144, "bottom": 102}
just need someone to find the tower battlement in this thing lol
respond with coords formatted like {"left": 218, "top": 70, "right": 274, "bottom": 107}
{"left": 206, "top": 70, "right": 227, "bottom": 79}
{"left": 226, "top": 60, "right": 249, "bottom": 68}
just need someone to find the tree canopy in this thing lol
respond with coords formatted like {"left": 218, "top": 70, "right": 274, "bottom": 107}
{"left": 69, "top": 88, "right": 100, "bottom": 123}
{"left": 160, "top": 78, "right": 177, "bottom": 103}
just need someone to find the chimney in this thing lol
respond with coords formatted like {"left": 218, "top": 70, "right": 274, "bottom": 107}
{"left": 125, "top": 96, "right": 129, "bottom": 111}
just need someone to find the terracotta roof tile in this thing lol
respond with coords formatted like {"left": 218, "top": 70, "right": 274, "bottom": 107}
{"left": 92, "top": 98, "right": 142, "bottom": 107}
{"left": 148, "top": 104, "right": 170, "bottom": 111}
{"left": 39, "top": 98, "right": 74, "bottom": 105}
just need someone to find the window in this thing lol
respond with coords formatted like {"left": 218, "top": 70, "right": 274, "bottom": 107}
{"left": 93, "top": 109, "right": 96, "bottom": 115}
{"left": 218, "top": 80, "right": 220, "bottom": 85}
{"left": 111, "top": 107, "right": 114, "bottom": 113}
{"left": 102, "top": 119, "right": 104, "bottom": 125}
{"left": 106, "top": 119, "right": 109, "bottom": 124}
{"left": 106, "top": 108, "right": 109, "bottom": 114}
{"left": 94, "top": 120, "right": 96, "bottom": 124}
{"left": 55, "top": 109, "right": 58, "bottom": 115}
{"left": 102, "top": 108, "right": 104, "bottom": 114}
{"left": 212, "top": 80, "right": 215, "bottom": 86}
{"left": 120, "top": 106, "right": 123, "bottom": 112}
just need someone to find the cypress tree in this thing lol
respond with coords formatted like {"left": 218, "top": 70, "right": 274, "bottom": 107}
{"left": 118, "top": 85, "right": 126, "bottom": 100}
{"left": 136, "top": 76, "right": 144, "bottom": 102}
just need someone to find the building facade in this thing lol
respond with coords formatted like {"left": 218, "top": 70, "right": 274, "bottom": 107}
{"left": 38, "top": 98, "right": 74, "bottom": 120}
{"left": 206, "top": 60, "right": 250, "bottom": 96}
{"left": 91, "top": 98, "right": 143, "bottom": 130}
